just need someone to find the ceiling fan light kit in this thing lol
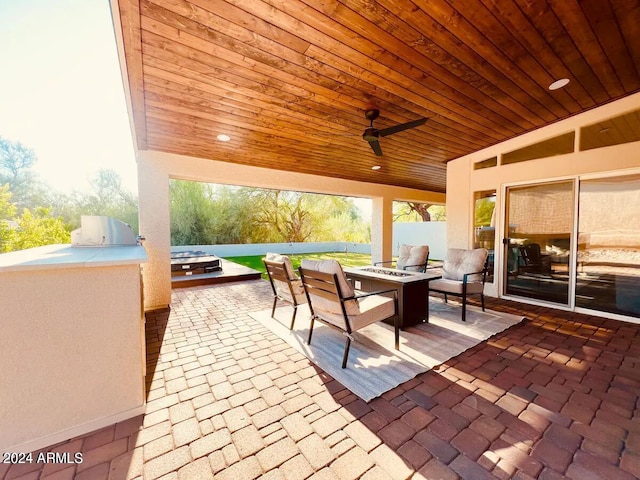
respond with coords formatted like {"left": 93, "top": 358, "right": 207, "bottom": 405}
{"left": 362, "top": 109, "right": 428, "bottom": 156}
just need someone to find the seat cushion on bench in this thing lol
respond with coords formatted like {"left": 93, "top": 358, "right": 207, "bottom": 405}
{"left": 429, "top": 278, "right": 485, "bottom": 295}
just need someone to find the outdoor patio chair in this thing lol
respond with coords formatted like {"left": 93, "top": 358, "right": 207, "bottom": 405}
{"left": 517, "top": 243, "right": 552, "bottom": 275}
{"left": 299, "top": 259, "right": 398, "bottom": 369}
{"left": 374, "top": 244, "right": 430, "bottom": 272}
{"left": 263, "top": 253, "right": 307, "bottom": 330}
{"left": 428, "top": 248, "right": 489, "bottom": 322}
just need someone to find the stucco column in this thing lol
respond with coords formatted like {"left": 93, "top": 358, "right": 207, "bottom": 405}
{"left": 371, "top": 196, "right": 393, "bottom": 265}
{"left": 138, "top": 153, "right": 172, "bottom": 310}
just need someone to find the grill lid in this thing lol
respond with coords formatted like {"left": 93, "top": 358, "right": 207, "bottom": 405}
{"left": 71, "top": 216, "right": 138, "bottom": 246}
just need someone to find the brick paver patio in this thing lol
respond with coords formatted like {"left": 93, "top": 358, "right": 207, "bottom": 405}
{"left": 3, "top": 279, "right": 639, "bottom": 480}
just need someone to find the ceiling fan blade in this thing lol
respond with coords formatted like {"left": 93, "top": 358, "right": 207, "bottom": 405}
{"left": 368, "top": 139, "right": 383, "bottom": 156}
{"left": 378, "top": 117, "right": 427, "bottom": 137}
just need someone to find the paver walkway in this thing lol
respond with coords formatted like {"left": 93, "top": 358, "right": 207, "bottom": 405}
{"left": 2, "top": 279, "right": 639, "bottom": 480}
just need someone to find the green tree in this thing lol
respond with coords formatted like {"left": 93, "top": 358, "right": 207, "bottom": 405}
{"left": 394, "top": 202, "right": 446, "bottom": 222}
{"left": 52, "top": 169, "right": 139, "bottom": 232}
{"left": 0, "top": 136, "right": 42, "bottom": 210}
{"left": 249, "top": 189, "right": 314, "bottom": 243}
{"left": 0, "top": 184, "right": 17, "bottom": 252}
{"left": 8, "top": 207, "right": 70, "bottom": 251}
{"left": 170, "top": 180, "right": 216, "bottom": 245}
{"left": 208, "top": 186, "right": 256, "bottom": 244}
{"left": 168, "top": 182, "right": 372, "bottom": 246}
{"left": 474, "top": 198, "right": 495, "bottom": 227}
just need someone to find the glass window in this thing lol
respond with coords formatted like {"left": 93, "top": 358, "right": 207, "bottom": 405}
{"left": 576, "top": 174, "right": 640, "bottom": 317}
{"left": 474, "top": 191, "right": 496, "bottom": 283}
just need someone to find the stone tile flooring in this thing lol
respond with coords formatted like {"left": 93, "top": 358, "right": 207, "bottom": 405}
{"left": 3, "top": 279, "right": 640, "bottom": 479}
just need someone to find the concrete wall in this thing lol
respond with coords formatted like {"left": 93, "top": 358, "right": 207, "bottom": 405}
{"left": 169, "top": 223, "right": 448, "bottom": 259}
{"left": 446, "top": 92, "right": 640, "bottom": 299}
{"left": 393, "top": 222, "right": 447, "bottom": 260}
{"left": 171, "top": 242, "right": 371, "bottom": 257}
{"left": 138, "top": 152, "right": 444, "bottom": 310}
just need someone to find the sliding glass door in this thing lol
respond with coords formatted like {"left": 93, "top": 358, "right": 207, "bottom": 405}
{"left": 576, "top": 174, "right": 640, "bottom": 317}
{"left": 502, "top": 174, "right": 640, "bottom": 319}
{"left": 503, "top": 181, "right": 575, "bottom": 306}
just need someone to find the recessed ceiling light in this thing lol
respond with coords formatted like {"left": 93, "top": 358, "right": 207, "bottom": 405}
{"left": 371, "top": 165, "right": 381, "bottom": 170}
{"left": 217, "top": 134, "right": 231, "bottom": 142}
{"left": 548, "top": 78, "right": 570, "bottom": 90}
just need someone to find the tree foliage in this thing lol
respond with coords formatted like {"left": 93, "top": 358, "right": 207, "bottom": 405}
{"left": 7, "top": 207, "right": 70, "bottom": 251}
{"left": 168, "top": 180, "right": 370, "bottom": 245}
{"left": 0, "top": 136, "right": 44, "bottom": 210}
{"left": 0, "top": 185, "right": 17, "bottom": 252}
{"left": 474, "top": 198, "right": 495, "bottom": 227}
{"left": 0, "top": 137, "right": 138, "bottom": 252}
{"left": 394, "top": 202, "right": 446, "bottom": 222}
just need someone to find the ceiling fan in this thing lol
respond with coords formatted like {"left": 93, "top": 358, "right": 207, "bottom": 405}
{"left": 362, "top": 109, "right": 427, "bottom": 156}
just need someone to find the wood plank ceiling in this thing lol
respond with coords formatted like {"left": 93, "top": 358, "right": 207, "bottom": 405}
{"left": 115, "top": 0, "right": 640, "bottom": 193}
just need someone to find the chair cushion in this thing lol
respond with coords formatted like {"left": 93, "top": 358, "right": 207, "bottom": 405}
{"left": 313, "top": 292, "right": 395, "bottom": 332}
{"left": 266, "top": 253, "right": 307, "bottom": 305}
{"left": 301, "top": 259, "right": 359, "bottom": 316}
{"left": 429, "top": 278, "right": 485, "bottom": 295}
{"left": 442, "top": 248, "right": 488, "bottom": 282}
{"left": 349, "top": 294, "right": 396, "bottom": 330}
{"left": 396, "top": 244, "right": 429, "bottom": 272}
{"left": 266, "top": 252, "right": 296, "bottom": 278}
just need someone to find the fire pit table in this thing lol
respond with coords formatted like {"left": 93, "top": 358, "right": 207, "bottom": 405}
{"left": 344, "top": 266, "right": 441, "bottom": 329}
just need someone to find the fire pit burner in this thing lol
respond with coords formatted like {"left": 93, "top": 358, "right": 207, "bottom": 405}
{"left": 360, "top": 267, "right": 413, "bottom": 277}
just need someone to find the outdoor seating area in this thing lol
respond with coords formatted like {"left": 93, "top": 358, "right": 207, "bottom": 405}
{"left": 4, "top": 278, "right": 639, "bottom": 480}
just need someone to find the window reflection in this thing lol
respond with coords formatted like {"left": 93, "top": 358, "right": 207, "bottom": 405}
{"left": 576, "top": 174, "right": 640, "bottom": 317}
{"left": 474, "top": 191, "right": 496, "bottom": 283}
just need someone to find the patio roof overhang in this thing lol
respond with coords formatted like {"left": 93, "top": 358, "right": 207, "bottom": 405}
{"left": 111, "top": 0, "right": 640, "bottom": 195}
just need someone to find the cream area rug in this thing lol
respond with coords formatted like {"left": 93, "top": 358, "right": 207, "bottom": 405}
{"left": 249, "top": 300, "right": 524, "bottom": 402}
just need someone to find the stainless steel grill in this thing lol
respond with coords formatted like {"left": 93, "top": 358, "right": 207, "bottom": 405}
{"left": 71, "top": 216, "right": 139, "bottom": 246}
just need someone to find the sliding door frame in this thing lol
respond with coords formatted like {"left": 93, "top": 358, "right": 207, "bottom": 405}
{"left": 496, "top": 168, "right": 640, "bottom": 323}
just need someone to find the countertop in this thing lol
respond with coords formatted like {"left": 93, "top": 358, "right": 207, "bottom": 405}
{"left": 0, "top": 244, "right": 147, "bottom": 272}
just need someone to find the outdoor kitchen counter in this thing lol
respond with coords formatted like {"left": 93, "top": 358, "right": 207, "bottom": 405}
{"left": 0, "top": 244, "right": 147, "bottom": 454}
{"left": 0, "top": 243, "right": 147, "bottom": 271}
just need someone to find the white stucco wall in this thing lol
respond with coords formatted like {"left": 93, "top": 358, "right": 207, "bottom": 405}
{"left": 446, "top": 92, "right": 640, "bottom": 299}
{"left": 392, "top": 222, "right": 447, "bottom": 260}
{"left": 138, "top": 153, "right": 445, "bottom": 309}
{"left": 0, "top": 260, "right": 145, "bottom": 453}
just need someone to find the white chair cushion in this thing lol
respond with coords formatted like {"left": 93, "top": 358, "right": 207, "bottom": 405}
{"left": 396, "top": 244, "right": 429, "bottom": 271}
{"left": 349, "top": 294, "right": 396, "bottom": 330}
{"left": 266, "top": 253, "right": 307, "bottom": 304}
{"left": 313, "top": 292, "right": 395, "bottom": 331}
{"left": 429, "top": 278, "right": 485, "bottom": 295}
{"left": 442, "top": 248, "right": 488, "bottom": 282}
{"left": 301, "top": 259, "right": 359, "bottom": 316}
{"left": 266, "top": 252, "right": 296, "bottom": 278}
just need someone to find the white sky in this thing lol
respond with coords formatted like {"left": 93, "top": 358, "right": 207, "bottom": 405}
{"left": 0, "top": 1, "right": 378, "bottom": 218}
{"left": 0, "top": 0, "right": 138, "bottom": 194}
